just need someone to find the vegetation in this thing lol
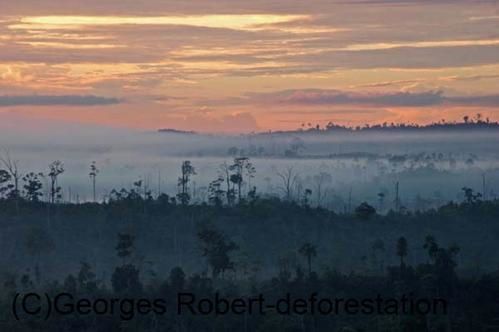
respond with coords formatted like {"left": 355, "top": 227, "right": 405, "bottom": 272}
{"left": 0, "top": 148, "right": 498, "bottom": 331}
{"left": 280, "top": 114, "right": 499, "bottom": 134}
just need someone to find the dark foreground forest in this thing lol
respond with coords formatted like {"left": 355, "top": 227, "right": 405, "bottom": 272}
{"left": 1, "top": 190, "right": 499, "bottom": 331}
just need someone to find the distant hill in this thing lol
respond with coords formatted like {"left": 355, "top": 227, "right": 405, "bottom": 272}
{"left": 157, "top": 118, "right": 499, "bottom": 137}
{"left": 157, "top": 128, "right": 197, "bottom": 135}
{"left": 256, "top": 119, "right": 499, "bottom": 137}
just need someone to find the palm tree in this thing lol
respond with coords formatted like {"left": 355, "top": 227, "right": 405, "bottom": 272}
{"left": 299, "top": 243, "right": 317, "bottom": 275}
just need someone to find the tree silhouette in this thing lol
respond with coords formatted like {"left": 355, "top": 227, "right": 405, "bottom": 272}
{"left": 298, "top": 242, "right": 317, "bottom": 275}
{"left": 116, "top": 233, "right": 135, "bottom": 264}
{"left": 461, "top": 187, "right": 481, "bottom": 204}
{"left": 112, "top": 263, "right": 142, "bottom": 295}
{"left": 112, "top": 233, "right": 142, "bottom": 294}
{"left": 355, "top": 202, "right": 376, "bottom": 219}
{"left": 229, "top": 157, "right": 255, "bottom": 202}
{"left": 89, "top": 161, "right": 99, "bottom": 202}
{"left": 77, "top": 261, "right": 98, "bottom": 293}
{"left": 276, "top": 166, "right": 299, "bottom": 201}
{"left": 422, "top": 236, "right": 460, "bottom": 298}
{"left": 301, "top": 188, "right": 312, "bottom": 207}
{"left": 208, "top": 176, "right": 225, "bottom": 206}
{"left": 0, "top": 168, "right": 12, "bottom": 199}
{"left": 197, "top": 223, "right": 238, "bottom": 278}
{"left": 313, "top": 172, "right": 332, "bottom": 207}
{"left": 423, "top": 235, "right": 439, "bottom": 263}
{"left": 48, "top": 160, "right": 64, "bottom": 204}
{"left": 394, "top": 181, "right": 401, "bottom": 212}
{"left": 0, "top": 151, "right": 21, "bottom": 212}
{"left": 177, "top": 160, "right": 196, "bottom": 205}
{"left": 22, "top": 172, "right": 43, "bottom": 202}
{"left": 220, "top": 162, "right": 236, "bottom": 205}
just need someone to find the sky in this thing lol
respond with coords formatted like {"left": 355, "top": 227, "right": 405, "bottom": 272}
{"left": 0, "top": 0, "right": 498, "bottom": 133}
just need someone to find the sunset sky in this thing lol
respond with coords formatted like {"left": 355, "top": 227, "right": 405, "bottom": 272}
{"left": 0, "top": 0, "right": 498, "bottom": 133}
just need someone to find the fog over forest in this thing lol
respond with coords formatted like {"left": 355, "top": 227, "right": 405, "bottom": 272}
{"left": 1, "top": 122, "right": 498, "bottom": 212}
{"left": 2, "top": 123, "right": 499, "bottom": 331}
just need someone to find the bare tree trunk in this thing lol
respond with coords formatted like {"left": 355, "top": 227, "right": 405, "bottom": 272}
{"left": 92, "top": 177, "right": 96, "bottom": 202}
{"left": 394, "top": 181, "right": 400, "bottom": 212}
{"left": 0, "top": 151, "right": 21, "bottom": 215}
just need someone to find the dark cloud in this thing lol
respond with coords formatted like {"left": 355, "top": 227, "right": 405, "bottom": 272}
{"left": 246, "top": 89, "right": 442, "bottom": 107}
{"left": 449, "top": 95, "right": 499, "bottom": 107}
{"left": 245, "top": 89, "right": 499, "bottom": 107}
{"left": 0, "top": 95, "right": 122, "bottom": 107}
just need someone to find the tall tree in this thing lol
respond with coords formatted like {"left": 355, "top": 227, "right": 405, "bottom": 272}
{"left": 229, "top": 157, "right": 255, "bottom": 202}
{"left": 48, "top": 160, "right": 64, "bottom": 204}
{"left": 208, "top": 176, "right": 225, "bottom": 206}
{"left": 177, "top": 161, "right": 196, "bottom": 205}
{"left": 0, "top": 151, "right": 21, "bottom": 212}
{"left": 112, "top": 233, "right": 142, "bottom": 294}
{"left": 394, "top": 181, "right": 401, "bottom": 212}
{"left": 89, "top": 161, "right": 99, "bottom": 202}
{"left": 298, "top": 242, "right": 317, "bottom": 276}
{"left": 220, "top": 162, "right": 235, "bottom": 205}
{"left": 313, "top": 172, "right": 332, "bottom": 207}
{"left": 276, "top": 166, "right": 299, "bottom": 201}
